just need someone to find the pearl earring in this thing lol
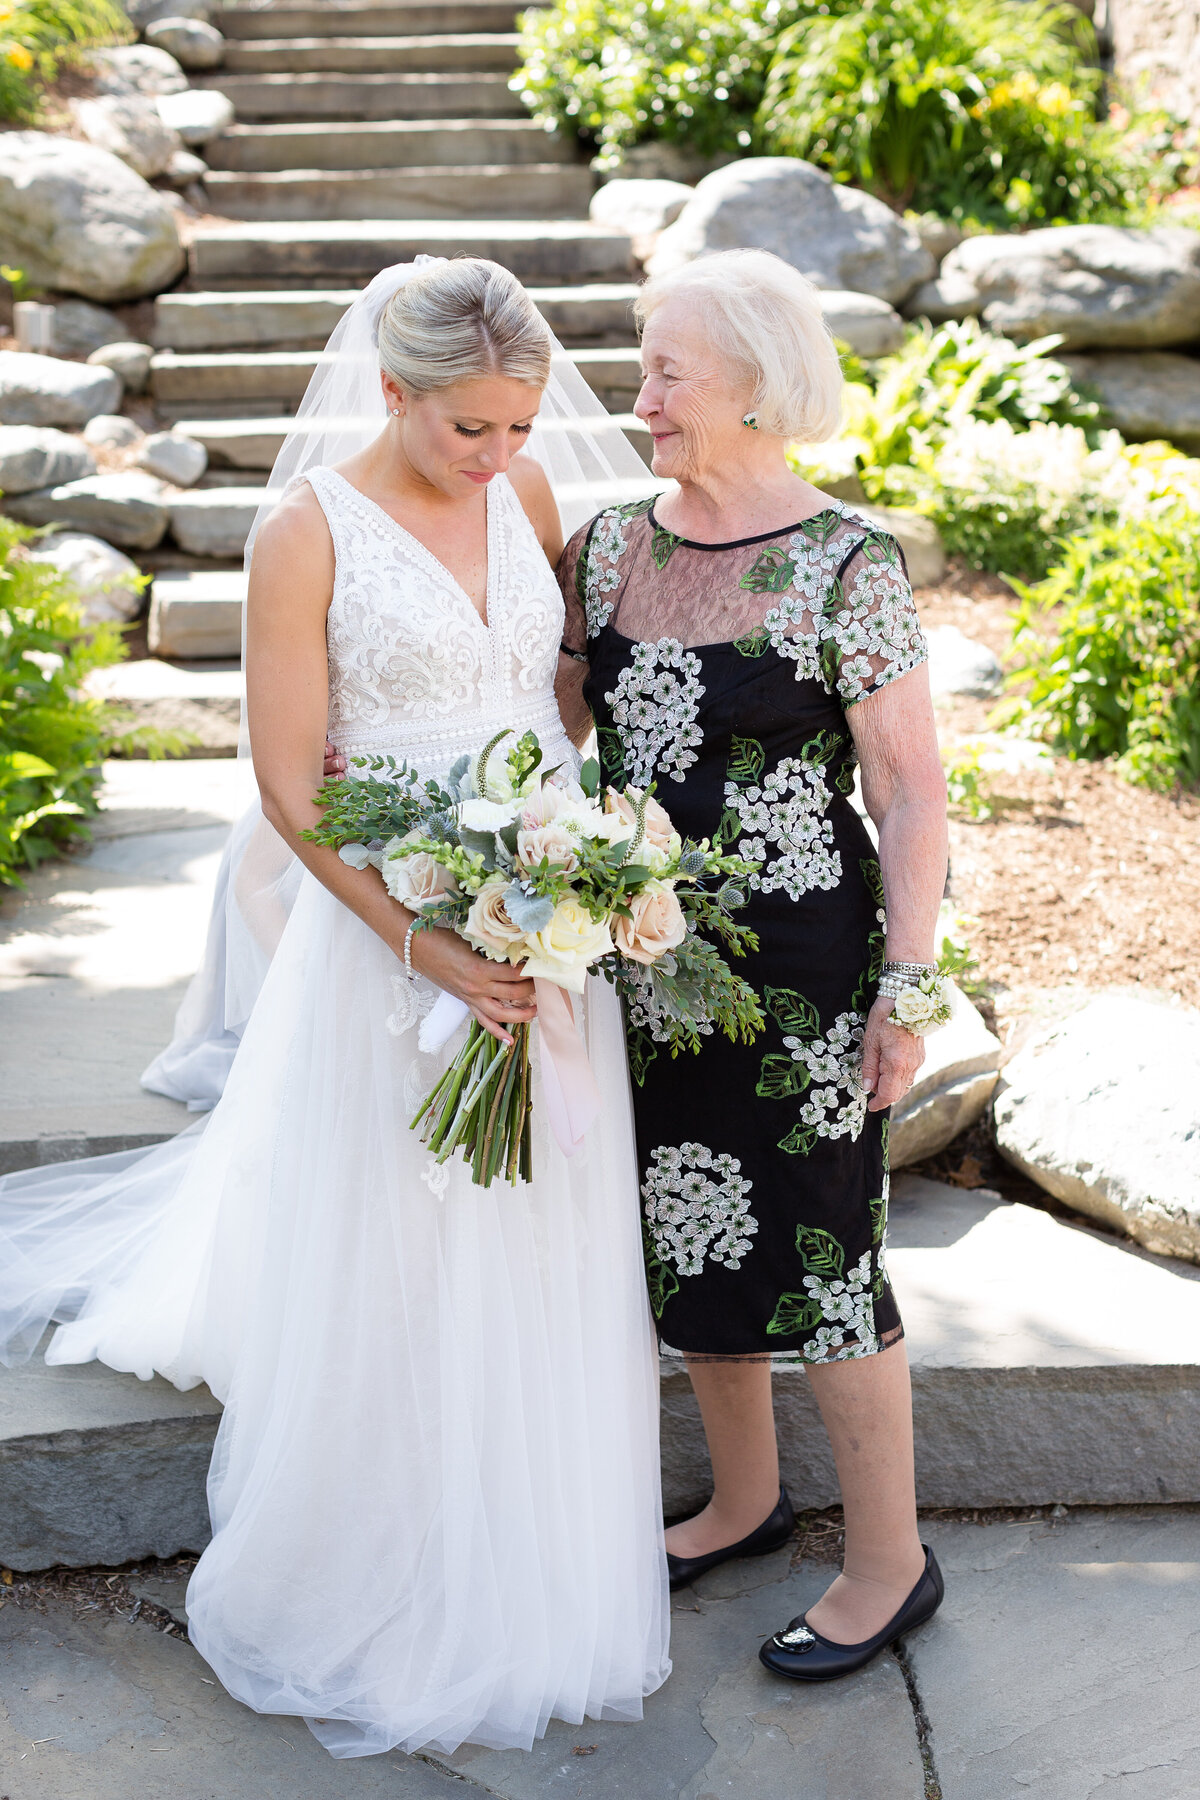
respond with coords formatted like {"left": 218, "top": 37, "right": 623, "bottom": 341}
{"left": 391, "top": 407, "right": 400, "bottom": 416}
{"left": 742, "top": 412, "right": 759, "bottom": 430}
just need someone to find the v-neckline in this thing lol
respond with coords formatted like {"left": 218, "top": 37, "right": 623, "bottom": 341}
{"left": 325, "top": 466, "right": 497, "bottom": 632}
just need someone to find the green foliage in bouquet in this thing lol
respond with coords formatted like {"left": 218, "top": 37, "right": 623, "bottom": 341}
{"left": 0, "top": 515, "right": 183, "bottom": 886}
{"left": 513, "top": 0, "right": 810, "bottom": 165}
{"left": 758, "top": 0, "right": 1142, "bottom": 226}
{"left": 1002, "top": 506, "right": 1200, "bottom": 791}
{"left": 0, "top": 0, "right": 130, "bottom": 121}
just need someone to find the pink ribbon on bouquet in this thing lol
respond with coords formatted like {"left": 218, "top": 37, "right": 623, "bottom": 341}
{"left": 533, "top": 978, "right": 602, "bottom": 1157}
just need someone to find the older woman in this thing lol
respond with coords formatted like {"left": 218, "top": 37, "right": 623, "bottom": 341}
{"left": 556, "top": 249, "right": 948, "bottom": 1680}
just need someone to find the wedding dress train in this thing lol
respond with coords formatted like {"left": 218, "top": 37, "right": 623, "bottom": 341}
{"left": 0, "top": 465, "right": 671, "bottom": 1756}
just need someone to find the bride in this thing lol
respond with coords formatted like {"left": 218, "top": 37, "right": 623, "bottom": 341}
{"left": 0, "top": 257, "right": 671, "bottom": 1757}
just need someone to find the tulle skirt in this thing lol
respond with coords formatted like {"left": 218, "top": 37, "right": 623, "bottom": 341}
{"left": 0, "top": 867, "right": 671, "bottom": 1756}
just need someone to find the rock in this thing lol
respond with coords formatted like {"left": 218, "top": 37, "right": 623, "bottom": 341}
{"left": 0, "top": 134, "right": 185, "bottom": 304}
{"left": 589, "top": 177, "right": 693, "bottom": 246}
{"left": 5, "top": 472, "right": 169, "bottom": 551}
{"left": 0, "top": 351, "right": 121, "bottom": 427}
{"left": 0, "top": 426, "right": 95, "bottom": 494}
{"left": 613, "top": 141, "right": 735, "bottom": 185}
{"left": 82, "top": 413, "right": 143, "bottom": 449}
{"left": 850, "top": 502, "right": 946, "bottom": 587}
{"left": 46, "top": 299, "right": 124, "bottom": 358}
{"left": 91, "top": 43, "right": 188, "bottom": 96}
{"left": 135, "top": 429, "right": 207, "bottom": 486}
{"left": 906, "top": 226, "right": 1200, "bottom": 350}
{"left": 926, "top": 624, "right": 1004, "bottom": 699}
{"left": 647, "top": 158, "right": 935, "bottom": 306}
{"left": 890, "top": 984, "right": 1003, "bottom": 1166}
{"left": 819, "top": 290, "right": 906, "bottom": 359}
{"left": 162, "top": 147, "right": 208, "bottom": 187}
{"left": 155, "top": 88, "right": 234, "bottom": 148}
{"left": 144, "top": 16, "right": 225, "bottom": 69}
{"left": 148, "top": 567, "right": 244, "bottom": 656}
{"left": 87, "top": 340, "right": 154, "bottom": 395}
{"left": 994, "top": 994, "right": 1200, "bottom": 1263}
{"left": 126, "top": 0, "right": 211, "bottom": 25}
{"left": 167, "top": 487, "right": 257, "bottom": 556}
{"left": 1060, "top": 350, "right": 1200, "bottom": 452}
{"left": 70, "top": 94, "right": 180, "bottom": 181}
{"left": 28, "top": 531, "right": 144, "bottom": 624}
{"left": 910, "top": 214, "right": 966, "bottom": 265}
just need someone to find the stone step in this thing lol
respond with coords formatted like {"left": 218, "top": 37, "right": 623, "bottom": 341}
{"left": 166, "top": 488, "right": 263, "bottom": 560}
{"left": 152, "top": 344, "right": 640, "bottom": 410}
{"left": 204, "top": 163, "right": 593, "bottom": 223}
{"left": 207, "top": 118, "right": 575, "bottom": 173}
{"left": 148, "top": 569, "right": 248, "bottom": 660}
{"left": 188, "top": 219, "right": 634, "bottom": 288}
{"left": 155, "top": 283, "right": 640, "bottom": 351}
{"left": 192, "top": 70, "right": 524, "bottom": 121}
{"left": 215, "top": 1, "right": 534, "bottom": 39}
{"left": 222, "top": 32, "right": 520, "bottom": 74}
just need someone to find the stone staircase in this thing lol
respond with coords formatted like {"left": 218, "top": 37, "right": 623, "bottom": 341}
{"left": 146, "top": 0, "right": 646, "bottom": 657}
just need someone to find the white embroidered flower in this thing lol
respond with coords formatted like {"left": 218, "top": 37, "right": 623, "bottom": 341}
{"left": 724, "top": 754, "right": 842, "bottom": 900}
{"left": 606, "top": 638, "right": 705, "bottom": 786}
{"left": 584, "top": 507, "right": 631, "bottom": 635}
{"left": 643, "top": 1143, "right": 758, "bottom": 1277}
{"left": 420, "top": 1158, "right": 452, "bottom": 1200}
{"left": 788, "top": 1011, "right": 869, "bottom": 1142}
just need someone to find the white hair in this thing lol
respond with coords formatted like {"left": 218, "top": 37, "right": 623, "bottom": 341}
{"left": 377, "top": 257, "right": 552, "bottom": 396}
{"left": 635, "top": 249, "right": 843, "bottom": 443}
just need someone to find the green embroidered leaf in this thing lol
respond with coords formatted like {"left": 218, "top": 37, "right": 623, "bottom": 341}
{"left": 881, "top": 1115, "right": 890, "bottom": 1169}
{"left": 821, "top": 574, "right": 845, "bottom": 620}
{"left": 856, "top": 530, "right": 898, "bottom": 567}
{"left": 755, "top": 1052, "right": 808, "bottom": 1101}
{"left": 796, "top": 511, "right": 841, "bottom": 551}
{"left": 739, "top": 545, "right": 796, "bottom": 594}
{"left": 596, "top": 724, "right": 627, "bottom": 789}
{"left": 869, "top": 1193, "right": 887, "bottom": 1246}
{"left": 850, "top": 928, "right": 886, "bottom": 1013}
{"left": 859, "top": 858, "right": 886, "bottom": 910}
{"left": 766, "top": 1292, "right": 824, "bottom": 1337}
{"left": 778, "top": 1122, "right": 818, "bottom": 1156}
{"left": 835, "top": 760, "right": 857, "bottom": 795}
{"left": 796, "top": 1225, "right": 846, "bottom": 1283}
{"left": 725, "top": 735, "right": 766, "bottom": 788}
{"left": 625, "top": 1026, "right": 658, "bottom": 1088}
{"left": 820, "top": 636, "right": 841, "bottom": 692}
{"left": 651, "top": 525, "right": 681, "bottom": 570}
{"left": 763, "top": 986, "right": 820, "bottom": 1037}
{"left": 642, "top": 1223, "right": 679, "bottom": 1319}
{"left": 714, "top": 804, "right": 743, "bottom": 851}
{"left": 734, "top": 626, "right": 771, "bottom": 658}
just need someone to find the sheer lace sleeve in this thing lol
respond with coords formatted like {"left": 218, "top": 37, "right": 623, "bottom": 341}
{"left": 828, "top": 532, "right": 928, "bottom": 708}
{"left": 554, "top": 516, "right": 597, "bottom": 747}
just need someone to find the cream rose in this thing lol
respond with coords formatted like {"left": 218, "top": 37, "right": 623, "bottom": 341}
{"left": 380, "top": 836, "right": 459, "bottom": 911}
{"left": 515, "top": 822, "right": 579, "bottom": 873}
{"left": 612, "top": 879, "right": 687, "bottom": 966}
{"left": 521, "top": 898, "right": 613, "bottom": 993}
{"left": 892, "top": 978, "right": 952, "bottom": 1035}
{"left": 463, "top": 876, "right": 527, "bottom": 964}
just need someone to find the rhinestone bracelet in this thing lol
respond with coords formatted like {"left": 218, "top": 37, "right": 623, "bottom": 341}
{"left": 882, "top": 960, "right": 937, "bottom": 979}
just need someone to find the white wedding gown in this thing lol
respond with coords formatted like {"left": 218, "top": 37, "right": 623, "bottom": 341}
{"left": 0, "top": 465, "right": 671, "bottom": 1757}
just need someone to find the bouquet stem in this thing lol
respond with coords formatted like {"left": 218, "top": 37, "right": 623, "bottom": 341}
{"left": 413, "top": 1019, "right": 533, "bottom": 1187}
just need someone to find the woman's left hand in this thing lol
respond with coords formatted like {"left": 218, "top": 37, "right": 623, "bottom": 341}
{"left": 861, "top": 996, "right": 925, "bottom": 1113}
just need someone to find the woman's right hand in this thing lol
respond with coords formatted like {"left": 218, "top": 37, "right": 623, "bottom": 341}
{"left": 408, "top": 922, "right": 537, "bottom": 1047}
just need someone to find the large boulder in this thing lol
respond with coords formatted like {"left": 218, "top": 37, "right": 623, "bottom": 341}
{"left": 906, "top": 226, "right": 1200, "bottom": 350}
{"left": 0, "top": 351, "right": 120, "bottom": 427}
{"left": 144, "top": 16, "right": 225, "bottom": 69}
{"left": 28, "top": 531, "right": 144, "bottom": 624}
{"left": 994, "top": 994, "right": 1200, "bottom": 1263}
{"left": 926, "top": 624, "right": 1004, "bottom": 699}
{"left": 70, "top": 94, "right": 180, "bottom": 180}
{"left": 82, "top": 413, "right": 143, "bottom": 449}
{"left": 5, "top": 471, "right": 170, "bottom": 550}
{"left": 0, "top": 134, "right": 185, "bottom": 303}
{"left": 1061, "top": 350, "right": 1200, "bottom": 452}
{"left": 818, "top": 290, "right": 905, "bottom": 359}
{"left": 890, "top": 984, "right": 1002, "bottom": 1167}
{"left": 647, "top": 159, "right": 935, "bottom": 306}
{"left": 136, "top": 429, "right": 207, "bottom": 486}
{"left": 91, "top": 43, "right": 188, "bottom": 96}
{"left": 156, "top": 88, "right": 234, "bottom": 147}
{"left": 0, "top": 426, "right": 95, "bottom": 494}
{"left": 48, "top": 298, "right": 124, "bottom": 357}
{"left": 590, "top": 177, "right": 693, "bottom": 244}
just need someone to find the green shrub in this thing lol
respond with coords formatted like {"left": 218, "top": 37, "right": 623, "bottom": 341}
{"left": 513, "top": 0, "right": 810, "bottom": 165}
{"left": 0, "top": 516, "right": 180, "bottom": 884}
{"left": 758, "top": 0, "right": 1137, "bottom": 226}
{"left": 0, "top": 0, "right": 130, "bottom": 122}
{"left": 1004, "top": 507, "right": 1200, "bottom": 791}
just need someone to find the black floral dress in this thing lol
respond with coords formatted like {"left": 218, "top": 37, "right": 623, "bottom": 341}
{"left": 557, "top": 499, "right": 928, "bottom": 1364}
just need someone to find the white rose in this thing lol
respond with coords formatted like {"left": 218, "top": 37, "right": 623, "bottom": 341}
{"left": 516, "top": 822, "right": 579, "bottom": 873}
{"left": 892, "top": 980, "right": 951, "bottom": 1034}
{"left": 463, "top": 876, "right": 527, "bottom": 963}
{"left": 612, "top": 880, "right": 688, "bottom": 965}
{"left": 380, "top": 837, "right": 458, "bottom": 912}
{"left": 521, "top": 898, "right": 613, "bottom": 992}
{"left": 459, "top": 796, "right": 521, "bottom": 833}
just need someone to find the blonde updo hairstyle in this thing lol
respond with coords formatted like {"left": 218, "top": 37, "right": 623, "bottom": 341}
{"left": 376, "top": 257, "right": 553, "bottom": 398}
{"left": 635, "top": 249, "right": 843, "bottom": 444}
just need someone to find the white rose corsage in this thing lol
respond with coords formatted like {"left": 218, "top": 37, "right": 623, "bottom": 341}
{"left": 889, "top": 973, "right": 953, "bottom": 1036}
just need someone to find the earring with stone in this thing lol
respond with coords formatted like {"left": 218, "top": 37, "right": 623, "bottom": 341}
{"left": 742, "top": 412, "right": 759, "bottom": 430}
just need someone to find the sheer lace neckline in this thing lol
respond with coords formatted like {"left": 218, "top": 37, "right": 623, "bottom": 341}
{"left": 322, "top": 464, "right": 497, "bottom": 630}
{"left": 647, "top": 497, "right": 845, "bottom": 553}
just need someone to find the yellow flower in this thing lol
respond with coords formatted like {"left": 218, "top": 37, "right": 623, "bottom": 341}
{"left": 1037, "top": 82, "right": 1074, "bottom": 118}
{"left": 5, "top": 43, "right": 33, "bottom": 70}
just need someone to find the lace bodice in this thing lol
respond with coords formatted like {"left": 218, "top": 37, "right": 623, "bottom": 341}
{"left": 305, "top": 466, "right": 569, "bottom": 778}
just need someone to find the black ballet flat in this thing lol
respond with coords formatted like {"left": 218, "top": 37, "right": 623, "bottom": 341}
{"left": 666, "top": 1487, "right": 795, "bottom": 1590}
{"left": 758, "top": 1544, "right": 944, "bottom": 1682}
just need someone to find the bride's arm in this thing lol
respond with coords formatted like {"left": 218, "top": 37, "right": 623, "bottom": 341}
{"left": 247, "top": 487, "right": 537, "bottom": 1045}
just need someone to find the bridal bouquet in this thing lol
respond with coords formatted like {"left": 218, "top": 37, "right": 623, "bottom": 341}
{"left": 303, "top": 728, "right": 763, "bottom": 1187}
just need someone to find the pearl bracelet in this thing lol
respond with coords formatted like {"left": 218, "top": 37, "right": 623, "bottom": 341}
{"left": 403, "top": 918, "right": 419, "bottom": 982}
